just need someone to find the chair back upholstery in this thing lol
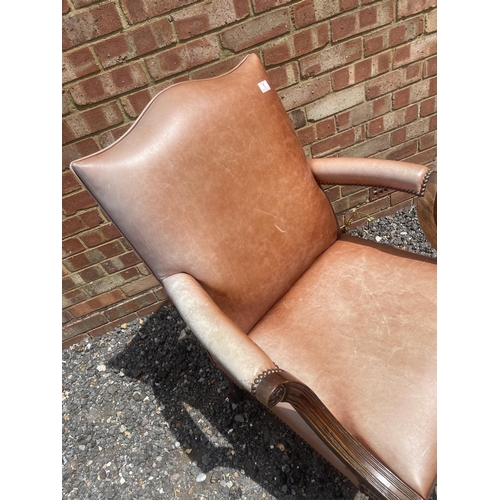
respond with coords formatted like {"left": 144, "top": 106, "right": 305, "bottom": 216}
{"left": 71, "top": 54, "right": 338, "bottom": 332}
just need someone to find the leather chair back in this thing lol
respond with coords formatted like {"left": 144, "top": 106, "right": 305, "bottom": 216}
{"left": 71, "top": 54, "right": 337, "bottom": 332}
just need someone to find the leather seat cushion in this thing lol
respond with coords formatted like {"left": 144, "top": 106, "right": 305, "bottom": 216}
{"left": 249, "top": 235, "right": 437, "bottom": 498}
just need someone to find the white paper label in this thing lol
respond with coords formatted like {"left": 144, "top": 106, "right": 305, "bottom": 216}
{"left": 257, "top": 80, "right": 271, "bottom": 93}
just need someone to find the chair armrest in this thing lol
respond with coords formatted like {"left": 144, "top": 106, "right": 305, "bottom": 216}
{"left": 162, "top": 273, "right": 277, "bottom": 392}
{"left": 308, "top": 157, "right": 433, "bottom": 196}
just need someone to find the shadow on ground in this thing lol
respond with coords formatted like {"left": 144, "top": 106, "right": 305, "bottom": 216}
{"left": 107, "top": 304, "right": 359, "bottom": 500}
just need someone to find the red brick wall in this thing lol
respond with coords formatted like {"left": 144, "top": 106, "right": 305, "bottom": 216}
{"left": 62, "top": 0, "right": 437, "bottom": 347}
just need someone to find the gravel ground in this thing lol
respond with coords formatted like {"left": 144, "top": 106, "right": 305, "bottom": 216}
{"left": 62, "top": 205, "right": 436, "bottom": 500}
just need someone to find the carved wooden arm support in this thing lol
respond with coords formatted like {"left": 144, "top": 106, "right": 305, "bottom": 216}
{"left": 308, "top": 157, "right": 433, "bottom": 196}
{"left": 253, "top": 369, "right": 425, "bottom": 500}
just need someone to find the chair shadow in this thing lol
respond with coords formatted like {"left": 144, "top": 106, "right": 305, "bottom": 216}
{"left": 107, "top": 303, "right": 360, "bottom": 500}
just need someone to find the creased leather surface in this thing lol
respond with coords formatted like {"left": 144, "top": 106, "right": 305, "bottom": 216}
{"left": 249, "top": 235, "right": 436, "bottom": 498}
{"left": 309, "top": 157, "right": 432, "bottom": 195}
{"left": 70, "top": 54, "right": 337, "bottom": 333}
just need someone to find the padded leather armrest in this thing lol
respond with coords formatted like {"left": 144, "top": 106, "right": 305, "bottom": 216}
{"left": 162, "top": 273, "right": 277, "bottom": 392}
{"left": 308, "top": 157, "right": 433, "bottom": 196}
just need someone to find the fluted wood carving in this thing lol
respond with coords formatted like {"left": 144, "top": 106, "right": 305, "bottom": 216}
{"left": 253, "top": 370, "right": 425, "bottom": 500}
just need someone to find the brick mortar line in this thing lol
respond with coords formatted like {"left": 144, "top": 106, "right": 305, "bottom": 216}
{"left": 104, "top": 0, "right": 216, "bottom": 84}
{"left": 62, "top": 100, "right": 134, "bottom": 148}
{"left": 64, "top": 34, "right": 230, "bottom": 104}
{"left": 328, "top": 10, "right": 434, "bottom": 57}
{"left": 62, "top": 89, "right": 81, "bottom": 119}
{"left": 103, "top": 98, "right": 136, "bottom": 136}
{"left": 62, "top": 215, "right": 110, "bottom": 245}
{"left": 230, "top": 6, "right": 299, "bottom": 53}
{"left": 62, "top": 188, "right": 88, "bottom": 202}
{"left": 63, "top": 274, "right": 150, "bottom": 316}
{"left": 167, "top": 0, "right": 272, "bottom": 44}
{"left": 62, "top": 256, "right": 134, "bottom": 282}
{"left": 63, "top": 8, "right": 124, "bottom": 52}
{"left": 62, "top": 299, "right": 167, "bottom": 347}
{"left": 65, "top": 0, "right": 112, "bottom": 12}
{"left": 63, "top": 287, "right": 92, "bottom": 311}
{"left": 62, "top": 21, "right": 435, "bottom": 110}
{"left": 113, "top": 0, "right": 131, "bottom": 30}
{"left": 62, "top": 0, "right": 267, "bottom": 65}
{"left": 63, "top": 298, "right": 170, "bottom": 346}
{"left": 62, "top": 43, "right": 103, "bottom": 114}
{"left": 305, "top": 29, "right": 436, "bottom": 83}
{"left": 319, "top": 103, "right": 433, "bottom": 140}
{"left": 62, "top": 0, "right": 71, "bottom": 12}
{"left": 61, "top": 21, "right": 175, "bottom": 65}
{"left": 63, "top": 290, "right": 91, "bottom": 312}
{"left": 62, "top": 333, "right": 92, "bottom": 349}
{"left": 215, "top": 36, "right": 239, "bottom": 62}
{"left": 138, "top": 57, "right": 159, "bottom": 88}
{"left": 63, "top": 286, "right": 164, "bottom": 324}
{"left": 88, "top": 41, "right": 105, "bottom": 73}
{"left": 312, "top": 128, "right": 389, "bottom": 159}
{"left": 396, "top": 6, "right": 437, "bottom": 23}
{"left": 63, "top": 285, "right": 155, "bottom": 320}
{"left": 285, "top": 40, "right": 373, "bottom": 84}
{"left": 341, "top": 192, "right": 418, "bottom": 219}
{"left": 388, "top": 45, "right": 436, "bottom": 73}
{"left": 64, "top": 43, "right": 244, "bottom": 119}
{"left": 62, "top": 3, "right": 436, "bottom": 58}
{"left": 141, "top": 6, "right": 298, "bottom": 76}
{"left": 379, "top": 138, "right": 434, "bottom": 160}
{"left": 62, "top": 258, "right": 109, "bottom": 284}
{"left": 287, "top": 62, "right": 436, "bottom": 127}
{"left": 255, "top": 20, "right": 334, "bottom": 70}
{"left": 62, "top": 206, "right": 109, "bottom": 227}
{"left": 63, "top": 72, "right": 151, "bottom": 111}
{"left": 62, "top": 228, "right": 125, "bottom": 254}
{"left": 330, "top": 23, "right": 396, "bottom": 48}
{"left": 63, "top": 0, "right": 74, "bottom": 15}
{"left": 246, "top": 0, "right": 255, "bottom": 17}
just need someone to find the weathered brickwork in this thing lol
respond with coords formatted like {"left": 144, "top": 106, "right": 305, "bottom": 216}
{"left": 62, "top": 0, "right": 437, "bottom": 346}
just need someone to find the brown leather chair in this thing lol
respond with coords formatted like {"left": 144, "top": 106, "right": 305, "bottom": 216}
{"left": 71, "top": 54, "right": 436, "bottom": 500}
